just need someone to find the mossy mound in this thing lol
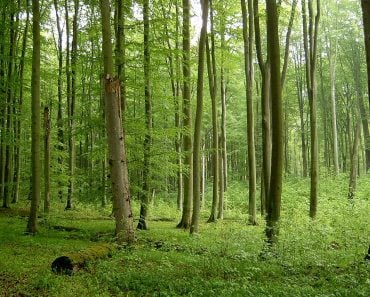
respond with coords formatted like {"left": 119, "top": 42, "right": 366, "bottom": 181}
{"left": 51, "top": 244, "right": 115, "bottom": 275}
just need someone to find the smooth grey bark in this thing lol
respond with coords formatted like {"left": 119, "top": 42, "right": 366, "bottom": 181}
{"left": 53, "top": 0, "right": 64, "bottom": 202}
{"left": 207, "top": 0, "right": 219, "bottom": 223}
{"left": 177, "top": 0, "right": 193, "bottom": 229}
{"left": 241, "top": 0, "right": 257, "bottom": 225}
{"left": 254, "top": 0, "right": 271, "bottom": 215}
{"left": 137, "top": 0, "right": 152, "bottom": 230}
{"left": 302, "top": 0, "right": 320, "bottom": 219}
{"left": 280, "top": 0, "right": 297, "bottom": 88}
{"left": 159, "top": 0, "right": 183, "bottom": 211}
{"left": 348, "top": 121, "right": 361, "bottom": 200}
{"left": 220, "top": 23, "right": 228, "bottom": 193}
{"left": 293, "top": 47, "right": 308, "bottom": 177}
{"left": 190, "top": 0, "right": 208, "bottom": 234}
{"left": 329, "top": 46, "right": 339, "bottom": 175}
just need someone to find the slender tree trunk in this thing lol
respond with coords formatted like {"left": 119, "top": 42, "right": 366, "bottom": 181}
{"left": 190, "top": 0, "right": 208, "bottom": 234}
{"left": 241, "top": 0, "right": 257, "bottom": 225}
{"left": 352, "top": 43, "right": 370, "bottom": 172}
{"left": 294, "top": 51, "right": 308, "bottom": 177}
{"left": 53, "top": 0, "right": 64, "bottom": 202}
{"left": 217, "top": 136, "right": 224, "bottom": 219}
{"left": 219, "top": 2, "right": 227, "bottom": 193}
{"left": 254, "top": 0, "right": 271, "bottom": 215}
{"left": 348, "top": 121, "right": 361, "bottom": 200}
{"left": 220, "top": 40, "right": 227, "bottom": 193}
{"left": 0, "top": 4, "right": 5, "bottom": 201}
{"left": 302, "top": 0, "right": 320, "bottom": 218}
{"left": 100, "top": 0, "right": 134, "bottom": 244}
{"left": 3, "top": 4, "right": 16, "bottom": 208}
{"left": 26, "top": 0, "right": 41, "bottom": 234}
{"left": 12, "top": 0, "right": 29, "bottom": 204}
{"left": 44, "top": 107, "right": 51, "bottom": 213}
{"left": 159, "top": 0, "right": 183, "bottom": 211}
{"left": 65, "top": 0, "right": 72, "bottom": 209}
{"left": 328, "top": 40, "right": 339, "bottom": 175}
{"left": 177, "top": 0, "right": 192, "bottom": 229}
{"left": 281, "top": 0, "right": 297, "bottom": 88}
{"left": 265, "top": 0, "right": 283, "bottom": 245}
{"left": 206, "top": 0, "right": 219, "bottom": 223}
{"left": 137, "top": 0, "right": 152, "bottom": 230}
{"left": 361, "top": 0, "right": 370, "bottom": 107}
{"left": 201, "top": 141, "right": 206, "bottom": 206}
{"left": 114, "top": 0, "right": 127, "bottom": 117}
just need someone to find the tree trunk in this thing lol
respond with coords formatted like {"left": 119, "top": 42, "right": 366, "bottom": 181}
{"left": 65, "top": 0, "right": 72, "bottom": 210}
{"left": 241, "top": 0, "right": 257, "bottom": 225}
{"left": 159, "top": 0, "right": 183, "bottom": 211}
{"left": 53, "top": 0, "right": 64, "bottom": 202}
{"left": 217, "top": 136, "right": 224, "bottom": 219}
{"left": 281, "top": 0, "right": 297, "bottom": 88}
{"left": 0, "top": 4, "right": 6, "bottom": 202}
{"left": 12, "top": 0, "right": 29, "bottom": 204}
{"left": 100, "top": 0, "right": 134, "bottom": 244}
{"left": 348, "top": 121, "right": 361, "bottom": 200}
{"left": 137, "top": 0, "right": 152, "bottom": 230}
{"left": 190, "top": 0, "right": 208, "bottom": 234}
{"left": 206, "top": 0, "right": 219, "bottom": 223}
{"left": 265, "top": 0, "right": 283, "bottom": 245}
{"left": 114, "top": 0, "right": 127, "bottom": 117}
{"left": 361, "top": 0, "right": 370, "bottom": 107}
{"left": 327, "top": 38, "right": 339, "bottom": 175}
{"left": 302, "top": 0, "right": 320, "bottom": 219}
{"left": 352, "top": 42, "right": 370, "bottom": 172}
{"left": 26, "top": 0, "right": 41, "bottom": 234}
{"left": 3, "top": 3, "right": 17, "bottom": 208}
{"left": 177, "top": 0, "right": 193, "bottom": 229}
{"left": 52, "top": 244, "right": 115, "bottom": 275}
{"left": 44, "top": 107, "right": 51, "bottom": 213}
{"left": 220, "top": 36, "right": 227, "bottom": 193}
{"left": 294, "top": 50, "right": 308, "bottom": 177}
{"left": 254, "top": 0, "right": 271, "bottom": 215}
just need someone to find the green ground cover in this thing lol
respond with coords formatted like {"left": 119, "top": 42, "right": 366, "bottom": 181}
{"left": 0, "top": 176, "right": 369, "bottom": 296}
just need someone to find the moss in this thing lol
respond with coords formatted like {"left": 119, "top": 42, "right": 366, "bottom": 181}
{"left": 52, "top": 244, "right": 115, "bottom": 275}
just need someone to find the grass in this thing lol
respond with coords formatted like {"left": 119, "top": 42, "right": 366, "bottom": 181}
{"left": 0, "top": 175, "right": 369, "bottom": 296}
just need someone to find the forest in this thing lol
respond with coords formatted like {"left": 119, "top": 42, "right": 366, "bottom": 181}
{"left": 0, "top": 0, "right": 369, "bottom": 296}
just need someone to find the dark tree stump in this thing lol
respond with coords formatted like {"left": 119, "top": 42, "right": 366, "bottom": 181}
{"left": 51, "top": 244, "right": 115, "bottom": 275}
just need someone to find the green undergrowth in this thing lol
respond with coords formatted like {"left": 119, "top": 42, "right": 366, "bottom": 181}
{"left": 0, "top": 176, "right": 369, "bottom": 296}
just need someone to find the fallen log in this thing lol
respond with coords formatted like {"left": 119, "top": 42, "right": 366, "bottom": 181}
{"left": 51, "top": 244, "right": 115, "bottom": 275}
{"left": 51, "top": 225, "right": 80, "bottom": 232}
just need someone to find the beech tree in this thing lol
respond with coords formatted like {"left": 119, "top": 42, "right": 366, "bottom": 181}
{"left": 302, "top": 0, "right": 320, "bottom": 219}
{"left": 241, "top": 0, "right": 256, "bottom": 225}
{"left": 137, "top": 0, "right": 152, "bottom": 230}
{"left": 361, "top": 0, "right": 370, "bottom": 107}
{"left": 265, "top": 0, "right": 283, "bottom": 244}
{"left": 26, "top": 0, "right": 41, "bottom": 234}
{"left": 206, "top": 0, "right": 219, "bottom": 223}
{"left": 100, "top": 0, "right": 134, "bottom": 243}
{"left": 191, "top": 0, "right": 208, "bottom": 234}
{"left": 177, "top": 0, "right": 192, "bottom": 229}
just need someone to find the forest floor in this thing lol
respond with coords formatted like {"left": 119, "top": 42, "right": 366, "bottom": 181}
{"left": 0, "top": 176, "right": 369, "bottom": 296}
